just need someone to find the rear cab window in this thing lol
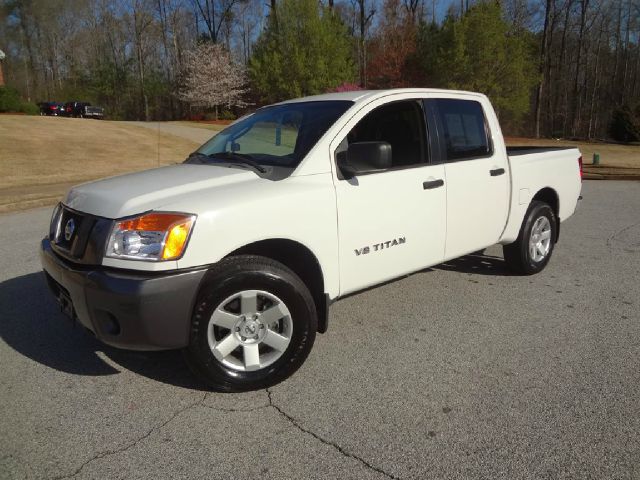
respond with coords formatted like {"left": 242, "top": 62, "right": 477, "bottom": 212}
{"left": 428, "top": 99, "right": 493, "bottom": 161}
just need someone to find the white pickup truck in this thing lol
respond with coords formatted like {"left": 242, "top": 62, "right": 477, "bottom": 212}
{"left": 41, "top": 89, "right": 582, "bottom": 391}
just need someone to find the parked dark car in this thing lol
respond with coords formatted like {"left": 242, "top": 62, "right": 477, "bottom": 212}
{"left": 38, "top": 102, "right": 64, "bottom": 116}
{"left": 62, "top": 101, "right": 104, "bottom": 119}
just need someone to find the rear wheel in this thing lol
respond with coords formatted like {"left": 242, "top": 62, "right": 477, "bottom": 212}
{"left": 503, "top": 201, "right": 556, "bottom": 275}
{"left": 184, "top": 255, "right": 317, "bottom": 392}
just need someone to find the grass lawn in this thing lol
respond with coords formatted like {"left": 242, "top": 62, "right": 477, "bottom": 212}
{"left": 173, "top": 121, "right": 226, "bottom": 132}
{"left": 0, "top": 115, "right": 199, "bottom": 213}
{"left": 1, "top": 115, "right": 638, "bottom": 213}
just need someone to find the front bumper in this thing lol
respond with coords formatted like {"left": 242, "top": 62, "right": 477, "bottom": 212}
{"left": 40, "top": 238, "right": 206, "bottom": 350}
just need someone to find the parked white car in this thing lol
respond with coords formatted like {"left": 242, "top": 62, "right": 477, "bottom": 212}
{"left": 41, "top": 89, "right": 583, "bottom": 391}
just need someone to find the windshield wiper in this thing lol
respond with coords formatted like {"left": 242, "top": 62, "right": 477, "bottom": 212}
{"left": 187, "top": 151, "right": 209, "bottom": 163}
{"left": 207, "top": 151, "right": 267, "bottom": 173}
{"left": 185, "top": 151, "right": 267, "bottom": 173}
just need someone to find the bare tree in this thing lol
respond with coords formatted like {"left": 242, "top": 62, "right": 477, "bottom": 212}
{"left": 402, "top": 0, "right": 421, "bottom": 21}
{"left": 351, "top": 0, "right": 375, "bottom": 87}
{"left": 191, "top": 0, "right": 238, "bottom": 43}
{"left": 236, "top": 0, "right": 263, "bottom": 64}
{"left": 127, "top": 0, "right": 155, "bottom": 121}
{"left": 534, "top": 0, "right": 553, "bottom": 138}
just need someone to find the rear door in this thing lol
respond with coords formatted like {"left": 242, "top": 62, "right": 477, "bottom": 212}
{"left": 332, "top": 99, "right": 447, "bottom": 295}
{"left": 426, "top": 98, "right": 509, "bottom": 260}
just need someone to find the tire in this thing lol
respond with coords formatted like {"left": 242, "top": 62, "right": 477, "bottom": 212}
{"left": 503, "top": 201, "right": 557, "bottom": 275}
{"left": 184, "top": 255, "right": 317, "bottom": 392}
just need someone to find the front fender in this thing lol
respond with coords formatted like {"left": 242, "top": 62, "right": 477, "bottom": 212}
{"left": 174, "top": 173, "right": 340, "bottom": 298}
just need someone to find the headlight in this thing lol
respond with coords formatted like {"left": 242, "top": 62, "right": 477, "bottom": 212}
{"left": 106, "top": 212, "right": 196, "bottom": 261}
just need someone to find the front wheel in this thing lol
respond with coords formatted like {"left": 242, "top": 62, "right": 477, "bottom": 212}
{"left": 503, "top": 201, "right": 557, "bottom": 275}
{"left": 184, "top": 255, "right": 317, "bottom": 392}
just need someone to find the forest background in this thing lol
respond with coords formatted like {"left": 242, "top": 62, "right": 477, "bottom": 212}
{"left": 0, "top": 0, "right": 639, "bottom": 140}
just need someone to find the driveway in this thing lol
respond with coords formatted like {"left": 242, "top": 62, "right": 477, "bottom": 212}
{"left": 1, "top": 181, "right": 639, "bottom": 479}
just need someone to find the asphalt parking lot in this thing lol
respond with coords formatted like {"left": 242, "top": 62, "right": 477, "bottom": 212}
{"left": 1, "top": 180, "right": 639, "bottom": 479}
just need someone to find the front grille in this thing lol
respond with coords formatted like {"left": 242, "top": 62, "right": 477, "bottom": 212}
{"left": 50, "top": 205, "right": 110, "bottom": 264}
{"left": 53, "top": 207, "right": 87, "bottom": 251}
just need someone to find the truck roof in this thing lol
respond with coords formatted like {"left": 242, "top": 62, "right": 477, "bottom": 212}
{"left": 278, "top": 88, "right": 487, "bottom": 105}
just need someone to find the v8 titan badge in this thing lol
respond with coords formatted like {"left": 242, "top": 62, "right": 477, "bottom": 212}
{"left": 355, "top": 237, "right": 406, "bottom": 256}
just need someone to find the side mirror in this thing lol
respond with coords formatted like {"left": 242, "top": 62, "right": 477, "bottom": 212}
{"left": 337, "top": 141, "right": 392, "bottom": 178}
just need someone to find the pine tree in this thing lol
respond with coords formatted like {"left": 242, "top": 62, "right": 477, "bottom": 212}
{"left": 417, "top": 2, "right": 536, "bottom": 121}
{"left": 249, "top": 0, "right": 355, "bottom": 103}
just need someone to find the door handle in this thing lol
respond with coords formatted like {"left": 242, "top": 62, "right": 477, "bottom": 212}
{"left": 423, "top": 179, "right": 444, "bottom": 190}
{"left": 490, "top": 168, "right": 505, "bottom": 176}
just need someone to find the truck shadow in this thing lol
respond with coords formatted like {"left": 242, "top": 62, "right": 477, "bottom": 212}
{"left": 434, "top": 251, "right": 512, "bottom": 276}
{"left": 0, "top": 272, "right": 207, "bottom": 390}
{"left": 1, "top": 254, "right": 508, "bottom": 386}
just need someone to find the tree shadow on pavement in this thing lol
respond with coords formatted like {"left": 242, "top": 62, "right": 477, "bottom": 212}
{"left": 433, "top": 250, "right": 512, "bottom": 276}
{"left": 0, "top": 272, "right": 207, "bottom": 390}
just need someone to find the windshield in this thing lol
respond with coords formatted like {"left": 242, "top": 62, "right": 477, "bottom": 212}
{"left": 192, "top": 101, "right": 352, "bottom": 169}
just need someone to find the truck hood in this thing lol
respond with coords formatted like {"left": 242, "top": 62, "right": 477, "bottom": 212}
{"left": 64, "top": 164, "right": 257, "bottom": 219}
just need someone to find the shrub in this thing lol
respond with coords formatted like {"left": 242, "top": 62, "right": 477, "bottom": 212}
{"left": 219, "top": 109, "right": 236, "bottom": 120}
{"left": 0, "top": 86, "right": 22, "bottom": 112}
{"left": 609, "top": 105, "right": 640, "bottom": 142}
{"left": 20, "top": 102, "right": 39, "bottom": 115}
{"left": 329, "top": 82, "right": 362, "bottom": 93}
{"left": 0, "top": 87, "right": 38, "bottom": 114}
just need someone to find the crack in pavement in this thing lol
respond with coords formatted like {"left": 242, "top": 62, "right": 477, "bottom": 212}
{"left": 52, "top": 393, "right": 207, "bottom": 480}
{"left": 51, "top": 391, "right": 275, "bottom": 479}
{"left": 200, "top": 404, "right": 270, "bottom": 412}
{"left": 266, "top": 388, "right": 401, "bottom": 480}
{"left": 51, "top": 393, "right": 193, "bottom": 479}
{"left": 199, "top": 391, "right": 271, "bottom": 413}
{"left": 52, "top": 388, "right": 397, "bottom": 480}
{"left": 606, "top": 220, "right": 640, "bottom": 248}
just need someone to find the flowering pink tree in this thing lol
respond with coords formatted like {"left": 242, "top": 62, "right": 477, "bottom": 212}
{"left": 179, "top": 43, "right": 248, "bottom": 116}
{"left": 329, "top": 82, "right": 363, "bottom": 93}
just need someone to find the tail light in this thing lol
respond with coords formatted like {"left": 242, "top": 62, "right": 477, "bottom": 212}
{"left": 578, "top": 156, "right": 583, "bottom": 180}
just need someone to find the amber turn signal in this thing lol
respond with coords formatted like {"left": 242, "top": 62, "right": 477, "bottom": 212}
{"left": 162, "top": 218, "right": 194, "bottom": 260}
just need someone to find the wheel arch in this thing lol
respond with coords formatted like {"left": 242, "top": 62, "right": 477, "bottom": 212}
{"left": 531, "top": 187, "right": 560, "bottom": 241}
{"left": 225, "top": 238, "right": 329, "bottom": 333}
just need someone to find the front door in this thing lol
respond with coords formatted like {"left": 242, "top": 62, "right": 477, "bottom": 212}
{"left": 333, "top": 100, "right": 447, "bottom": 296}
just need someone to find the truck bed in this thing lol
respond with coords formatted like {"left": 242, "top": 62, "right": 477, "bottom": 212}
{"left": 499, "top": 145, "right": 582, "bottom": 245}
{"left": 507, "top": 146, "right": 576, "bottom": 156}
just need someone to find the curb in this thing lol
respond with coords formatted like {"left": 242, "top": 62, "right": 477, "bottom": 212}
{"left": 583, "top": 165, "right": 640, "bottom": 181}
{"left": 583, "top": 174, "right": 640, "bottom": 180}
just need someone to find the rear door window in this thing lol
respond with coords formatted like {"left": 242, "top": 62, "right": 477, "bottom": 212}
{"left": 431, "top": 99, "right": 492, "bottom": 161}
